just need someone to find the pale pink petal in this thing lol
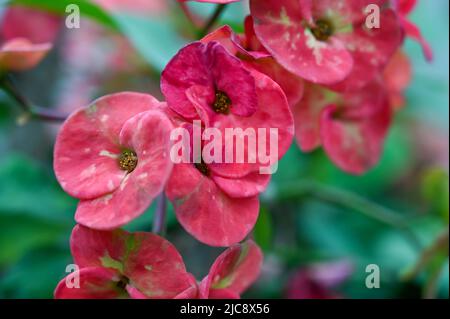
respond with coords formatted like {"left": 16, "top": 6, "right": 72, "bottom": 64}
{"left": 54, "top": 93, "right": 161, "bottom": 200}
{"left": 75, "top": 110, "right": 174, "bottom": 229}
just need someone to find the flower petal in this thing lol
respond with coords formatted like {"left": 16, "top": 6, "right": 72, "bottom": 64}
{"left": 212, "top": 171, "right": 271, "bottom": 199}
{"left": 70, "top": 225, "right": 193, "bottom": 299}
{"left": 0, "top": 5, "right": 60, "bottom": 43}
{"left": 74, "top": 110, "right": 174, "bottom": 229}
{"left": 320, "top": 86, "right": 392, "bottom": 174}
{"left": 292, "top": 83, "right": 338, "bottom": 152}
{"left": 54, "top": 267, "right": 122, "bottom": 299}
{"left": 330, "top": 8, "right": 403, "bottom": 91}
{"left": 250, "top": 0, "right": 353, "bottom": 84}
{"left": 208, "top": 67, "right": 294, "bottom": 178}
{"left": 199, "top": 240, "right": 263, "bottom": 298}
{"left": 161, "top": 42, "right": 214, "bottom": 119}
{"left": 166, "top": 163, "right": 260, "bottom": 247}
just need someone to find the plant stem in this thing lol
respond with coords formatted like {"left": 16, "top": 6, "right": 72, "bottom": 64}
{"left": 179, "top": 1, "right": 200, "bottom": 28}
{"left": 0, "top": 75, "right": 67, "bottom": 122}
{"left": 199, "top": 4, "right": 227, "bottom": 37}
{"left": 267, "top": 180, "right": 423, "bottom": 250}
{"left": 153, "top": 193, "right": 167, "bottom": 235}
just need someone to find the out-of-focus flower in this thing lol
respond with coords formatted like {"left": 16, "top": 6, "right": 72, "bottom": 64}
{"left": 55, "top": 225, "right": 262, "bottom": 299}
{"left": 293, "top": 79, "right": 392, "bottom": 174}
{"left": 0, "top": 5, "right": 60, "bottom": 71}
{"left": 54, "top": 93, "right": 174, "bottom": 229}
{"left": 249, "top": 0, "right": 403, "bottom": 90}
{"left": 286, "top": 260, "right": 353, "bottom": 299}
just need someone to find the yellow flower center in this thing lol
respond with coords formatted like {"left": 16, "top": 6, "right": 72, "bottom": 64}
{"left": 119, "top": 149, "right": 138, "bottom": 173}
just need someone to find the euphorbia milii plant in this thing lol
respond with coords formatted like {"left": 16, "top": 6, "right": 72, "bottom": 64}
{"left": 0, "top": 0, "right": 429, "bottom": 301}
{"left": 55, "top": 225, "right": 262, "bottom": 299}
{"left": 162, "top": 40, "right": 294, "bottom": 246}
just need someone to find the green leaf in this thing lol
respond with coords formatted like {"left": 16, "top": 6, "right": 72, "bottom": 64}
{"left": 9, "top": 0, "right": 118, "bottom": 30}
{"left": 0, "top": 247, "right": 72, "bottom": 298}
{"left": 421, "top": 168, "right": 449, "bottom": 223}
{"left": 0, "top": 154, "right": 77, "bottom": 223}
{"left": 0, "top": 214, "right": 70, "bottom": 266}
{"left": 253, "top": 207, "right": 273, "bottom": 251}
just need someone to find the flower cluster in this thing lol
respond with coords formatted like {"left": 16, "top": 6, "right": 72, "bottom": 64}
{"left": 45, "top": 0, "right": 430, "bottom": 298}
{"left": 55, "top": 225, "right": 262, "bottom": 299}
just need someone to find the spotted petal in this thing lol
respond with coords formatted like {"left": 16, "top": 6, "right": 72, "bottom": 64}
{"left": 54, "top": 92, "right": 162, "bottom": 200}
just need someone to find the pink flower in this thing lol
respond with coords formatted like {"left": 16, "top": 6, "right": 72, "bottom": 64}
{"left": 198, "top": 240, "right": 263, "bottom": 299}
{"left": 55, "top": 225, "right": 262, "bottom": 299}
{"left": 54, "top": 92, "right": 174, "bottom": 229}
{"left": 293, "top": 79, "right": 392, "bottom": 174}
{"left": 162, "top": 41, "right": 294, "bottom": 246}
{"left": 0, "top": 6, "right": 60, "bottom": 71}
{"left": 249, "top": 0, "right": 403, "bottom": 90}
{"left": 202, "top": 21, "right": 305, "bottom": 108}
{"left": 286, "top": 260, "right": 353, "bottom": 299}
{"left": 54, "top": 225, "right": 196, "bottom": 299}
{"left": 161, "top": 41, "right": 259, "bottom": 120}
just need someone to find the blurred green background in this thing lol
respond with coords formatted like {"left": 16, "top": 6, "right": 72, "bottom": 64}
{"left": 0, "top": 0, "right": 448, "bottom": 298}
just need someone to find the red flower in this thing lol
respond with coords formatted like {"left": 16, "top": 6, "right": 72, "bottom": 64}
{"left": 202, "top": 20, "right": 305, "bottom": 108}
{"left": 293, "top": 79, "right": 392, "bottom": 174}
{"left": 55, "top": 225, "right": 262, "bottom": 299}
{"left": 198, "top": 240, "right": 263, "bottom": 299}
{"left": 54, "top": 93, "right": 174, "bottom": 229}
{"left": 54, "top": 225, "right": 196, "bottom": 299}
{"left": 249, "top": 0, "right": 403, "bottom": 90}
{"left": 162, "top": 41, "right": 293, "bottom": 246}
{"left": 161, "top": 41, "right": 258, "bottom": 120}
{"left": 0, "top": 6, "right": 60, "bottom": 71}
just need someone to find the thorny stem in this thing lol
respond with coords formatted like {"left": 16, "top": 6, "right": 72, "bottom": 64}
{"left": 0, "top": 75, "right": 67, "bottom": 123}
{"left": 266, "top": 180, "right": 423, "bottom": 251}
{"left": 199, "top": 4, "right": 227, "bottom": 38}
{"left": 153, "top": 193, "right": 168, "bottom": 235}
